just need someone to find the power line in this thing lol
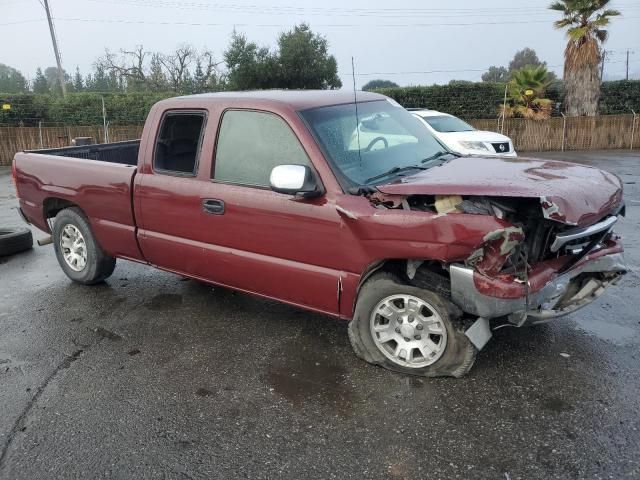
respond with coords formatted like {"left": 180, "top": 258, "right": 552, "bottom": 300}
{"left": 84, "top": 0, "right": 640, "bottom": 15}
{"left": 38, "top": 16, "right": 640, "bottom": 28}
{"left": 0, "top": 18, "right": 45, "bottom": 26}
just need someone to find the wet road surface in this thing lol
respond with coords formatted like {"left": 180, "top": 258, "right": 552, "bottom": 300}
{"left": 1, "top": 150, "right": 639, "bottom": 479}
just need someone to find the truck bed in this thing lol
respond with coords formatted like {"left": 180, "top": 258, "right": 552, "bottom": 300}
{"left": 13, "top": 147, "right": 143, "bottom": 261}
{"left": 29, "top": 140, "right": 140, "bottom": 166}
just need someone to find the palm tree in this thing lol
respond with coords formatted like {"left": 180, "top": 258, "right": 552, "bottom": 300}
{"left": 501, "top": 66, "right": 554, "bottom": 120}
{"left": 549, "top": 0, "right": 620, "bottom": 116}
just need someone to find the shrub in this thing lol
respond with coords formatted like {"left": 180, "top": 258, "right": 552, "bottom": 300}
{"left": 0, "top": 92, "right": 173, "bottom": 126}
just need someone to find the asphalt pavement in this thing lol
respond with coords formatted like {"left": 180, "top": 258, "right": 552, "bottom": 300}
{"left": 0, "top": 150, "right": 639, "bottom": 479}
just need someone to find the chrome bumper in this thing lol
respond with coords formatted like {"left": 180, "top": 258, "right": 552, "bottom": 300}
{"left": 450, "top": 252, "right": 627, "bottom": 325}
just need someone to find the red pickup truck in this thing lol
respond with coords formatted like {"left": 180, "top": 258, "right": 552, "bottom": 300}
{"left": 13, "top": 90, "right": 626, "bottom": 378}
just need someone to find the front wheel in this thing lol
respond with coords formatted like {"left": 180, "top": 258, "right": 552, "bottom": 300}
{"left": 348, "top": 272, "right": 476, "bottom": 378}
{"left": 53, "top": 207, "right": 116, "bottom": 285}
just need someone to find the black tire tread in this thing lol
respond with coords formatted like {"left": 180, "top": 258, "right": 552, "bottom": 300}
{"left": 0, "top": 227, "right": 33, "bottom": 256}
{"left": 348, "top": 271, "right": 477, "bottom": 378}
{"left": 53, "top": 207, "right": 116, "bottom": 284}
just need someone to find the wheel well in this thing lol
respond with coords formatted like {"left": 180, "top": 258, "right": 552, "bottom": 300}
{"left": 43, "top": 197, "right": 79, "bottom": 220}
{"left": 354, "top": 259, "right": 451, "bottom": 305}
{"left": 353, "top": 259, "right": 460, "bottom": 323}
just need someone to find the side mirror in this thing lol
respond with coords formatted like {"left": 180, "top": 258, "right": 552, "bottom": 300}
{"left": 269, "top": 164, "right": 321, "bottom": 197}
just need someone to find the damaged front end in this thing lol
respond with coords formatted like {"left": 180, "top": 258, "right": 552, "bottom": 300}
{"left": 365, "top": 190, "right": 627, "bottom": 337}
{"left": 443, "top": 195, "right": 626, "bottom": 328}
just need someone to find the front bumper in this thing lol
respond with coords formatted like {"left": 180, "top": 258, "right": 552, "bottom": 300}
{"left": 450, "top": 249, "right": 627, "bottom": 325}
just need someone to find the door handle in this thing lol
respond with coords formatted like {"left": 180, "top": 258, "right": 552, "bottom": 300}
{"left": 202, "top": 199, "right": 225, "bottom": 215}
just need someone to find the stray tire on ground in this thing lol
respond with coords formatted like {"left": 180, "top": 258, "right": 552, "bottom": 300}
{"left": 0, "top": 227, "right": 33, "bottom": 256}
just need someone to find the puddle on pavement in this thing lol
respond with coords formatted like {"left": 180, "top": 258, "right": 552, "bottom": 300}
{"left": 575, "top": 318, "right": 638, "bottom": 346}
{"left": 145, "top": 293, "right": 183, "bottom": 311}
{"left": 195, "top": 387, "right": 213, "bottom": 397}
{"left": 541, "top": 396, "right": 573, "bottom": 412}
{"left": 266, "top": 352, "right": 354, "bottom": 416}
{"left": 0, "top": 355, "right": 27, "bottom": 373}
{"left": 95, "top": 327, "right": 123, "bottom": 341}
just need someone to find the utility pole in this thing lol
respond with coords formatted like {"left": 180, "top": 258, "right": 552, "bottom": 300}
{"left": 43, "top": 0, "right": 67, "bottom": 97}
{"left": 600, "top": 49, "right": 607, "bottom": 80}
{"left": 626, "top": 49, "right": 630, "bottom": 81}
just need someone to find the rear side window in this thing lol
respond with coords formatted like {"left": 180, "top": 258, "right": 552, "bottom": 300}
{"left": 213, "top": 110, "right": 310, "bottom": 187}
{"left": 154, "top": 112, "right": 205, "bottom": 175}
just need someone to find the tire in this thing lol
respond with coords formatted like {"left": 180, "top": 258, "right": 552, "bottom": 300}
{"left": 52, "top": 207, "right": 116, "bottom": 284}
{"left": 0, "top": 227, "right": 33, "bottom": 256}
{"left": 348, "top": 272, "right": 476, "bottom": 378}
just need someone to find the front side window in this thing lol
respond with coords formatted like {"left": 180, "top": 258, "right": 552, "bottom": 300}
{"left": 301, "top": 100, "right": 451, "bottom": 188}
{"left": 154, "top": 112, "right": 205, "bottom": 175}
{"left": 422, "top": 115, "right": 475, "bottom": 133}
{"left": 214, "top": 110, "right": 311, "bottom": 187}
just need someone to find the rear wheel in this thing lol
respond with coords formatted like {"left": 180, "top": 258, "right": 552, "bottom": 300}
{"left": 53, "top": 208, "right": 116, "bottom": 284}
{"left": 348, "top": 272, "right": 476, "bottom": 378}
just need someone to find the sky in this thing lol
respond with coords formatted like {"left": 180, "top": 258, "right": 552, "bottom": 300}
{"left": 1, "top": 0, "right": 639, "bottom": 88}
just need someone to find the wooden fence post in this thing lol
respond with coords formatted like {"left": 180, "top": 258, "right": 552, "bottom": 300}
{"left": 632, "top": 111, "right": 637, "bottom": 151}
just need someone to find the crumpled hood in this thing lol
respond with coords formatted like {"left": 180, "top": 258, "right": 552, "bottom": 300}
{"left": 376, "top": 156, "right": 623, "bottom": 226}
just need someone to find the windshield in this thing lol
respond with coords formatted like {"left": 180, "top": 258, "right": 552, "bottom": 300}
{"left": 421, "top": 115, "right": 475, "bottom": 133}
{"left": 300, "top": 100, "right": 450, "bottom": 188}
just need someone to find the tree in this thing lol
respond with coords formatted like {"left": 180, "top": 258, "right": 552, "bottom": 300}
{"left": 276, "top": 24, "right": 342, "bottom": 89}
{"left": 32, "top": 68, "right": 49, "bottom": 93}
{"left": 148, "top": 54, "right": 169, "bottom": 91}
{"left": 509, "top": 48, "right": 544, "bottom": 71}
{"left": 192, "top": 60, "right": 207, "bottom": 93}
{"left": 362, "top": 79, "right": 399, "bottom": 91}
{"left": 482, "top": 48, "right": 558, "bottom": 83}
{"left": 550, "top": 0, "right": 620, "bottom": 115}
{"left": 73, "top": 67, "right": 84, "bottom": 92}
{"left": 159, "top": 45, "right": 196, "bottom": 92}
{"left": 224, "top": 24, "right": 341, "bottom": 90}
{"left": 86, "top": 64, "right": 111, "bottom": 92}
{"left": 224, "top": 31, "right": 275, "bottom": 90}
{"left": 191, "top": 52, "right": 222, "bottom": 93}
{"left": 481, "top": 66, "right": 509, "bottom": 82}
{"left": 98, "top": 44, "right": 219, "bottom": 93}
{"left": 43, "top": 66, "right": 70, "bottom": 95}
{"left": 0, "top": 64, "right": 27, "bottom": 93}
{"left": 501, "top": 65, "right": 554, "bottom": 120}
{"left": 99, "top": 45, "right": 149, "bottom": 91}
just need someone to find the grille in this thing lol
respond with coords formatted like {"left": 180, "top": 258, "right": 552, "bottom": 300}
{"left": 550, "top": 216, "right": 617, "bottom": 254}
{"left": 491, "top": 142, "right": 510, "bottom": 153}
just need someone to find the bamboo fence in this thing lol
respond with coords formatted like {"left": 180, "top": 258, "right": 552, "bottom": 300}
{"left": 0, "top": 114, "right": 637, "bottom": 166}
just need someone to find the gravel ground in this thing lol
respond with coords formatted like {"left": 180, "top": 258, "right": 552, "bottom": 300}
{"left": 0, "top": 150, "right": 639, "bottom": 480}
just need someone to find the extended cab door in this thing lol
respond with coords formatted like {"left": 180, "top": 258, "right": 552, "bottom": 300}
{"left": 197, "top": 109, "right": 343, "bottom": 315}
{"left": 135, "top": 109, "right": 211, "bottom": 274}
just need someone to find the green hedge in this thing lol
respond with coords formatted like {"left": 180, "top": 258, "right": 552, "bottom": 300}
{"left": 600, "top": 80, "right": 640, "bottom": 115}
{"left": 375, "top": 83, "right": 507, "bottom": 119}
{"left": 0, "top": 92, "right": 173, "bottom": 126}
{"left": 1, "top": 81, "right": 638, "bottom": 126}
{"left": 376, "top": 80, "right": 637, "bottom": 119}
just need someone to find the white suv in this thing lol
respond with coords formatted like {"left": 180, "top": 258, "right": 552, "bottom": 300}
{"left": 411, "top": 109, "right": 517, "bottom": 157}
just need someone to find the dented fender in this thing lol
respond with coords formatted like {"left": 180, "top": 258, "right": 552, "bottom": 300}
{"left": 466, "top": 226, "right": 525, "bottom": 276}
{"left": 335, "top": 194, "right": 521, "bottom": 266}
